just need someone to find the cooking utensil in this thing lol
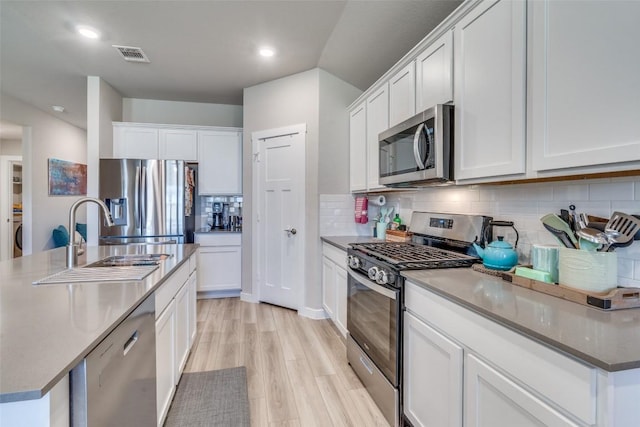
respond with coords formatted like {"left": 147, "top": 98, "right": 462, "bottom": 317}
{"left": 542, "top": 223, "right": 577, "bottom": 249}
{"left": 560, "top": 209, "right": 573, "bottom": 233}
{"left": 576, "top": 227, "right": 608, "bottom": 250}
{"left": 603, "top": 211, "right": 640, "bottom": 251}
{"left": 541, "top": 214, "right": 578, "bottom": 249}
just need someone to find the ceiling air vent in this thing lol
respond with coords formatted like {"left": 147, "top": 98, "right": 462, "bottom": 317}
{"left": 112, "top": 45, "right": 150, "bottom": 63}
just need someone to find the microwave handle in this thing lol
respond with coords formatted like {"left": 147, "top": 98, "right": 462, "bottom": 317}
{"left": 413, "top": 123, "right": 426, "bottom": 170}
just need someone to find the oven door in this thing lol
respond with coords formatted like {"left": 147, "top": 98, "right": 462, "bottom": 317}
{"left": 347, "top": 269, "right": 401, "bottom": 386}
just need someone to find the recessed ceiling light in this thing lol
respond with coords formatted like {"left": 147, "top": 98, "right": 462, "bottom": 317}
{"left": 76, "top": 25, "right": 100, "bottom": 39}
{"left": 259, "top": 47, "right": 275, "bottom": 57}
{"left": 52, "top": 105, "right": 65, "bottom": 113}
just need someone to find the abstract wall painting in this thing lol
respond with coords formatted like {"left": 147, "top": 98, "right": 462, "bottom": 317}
{"left": 48, "top": 158, "right": 87, "bottom": 196}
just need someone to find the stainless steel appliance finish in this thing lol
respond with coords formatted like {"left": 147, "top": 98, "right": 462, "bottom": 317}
{"left": 70, "top": 294, "right": 156, "bottom": 427}
{"left": 379, "top": 104, "right": 454, "bottom": 187}
{"left": 346, "top": 211, "right": 491, "bottom": 427}
{"left": 99, "top": 159, "right": 194, "bottom": 245}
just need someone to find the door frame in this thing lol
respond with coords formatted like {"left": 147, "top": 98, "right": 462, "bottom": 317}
{"left": 0, "top": 155, "right": 22, "bottom": 261}
{"left": 251, "top": 123, "right": 306, "bottom": 311}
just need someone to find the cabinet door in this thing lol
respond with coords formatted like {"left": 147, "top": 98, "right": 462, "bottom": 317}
{"left": 198, "top": 130, "right": 242, "bottom": 195}
{"left": 175, "top": 281, "right": 190, "bottom": 381}
{"left": 465, "top": 354, "right": 578, "bottom": 427}
{"left": 416, "top": 30, "right": 453, "bottom": 112}
{"left": 197, "top": 246, "right": 242, "bottom": 291}
{"left": 454, "top": 0, "right": 526, "bottom": 180}
{"left": 366, "top": 84, "right": 389, "bottom": 190}
{"left": 389, "top": 61, "right": 416, "bottom": 127}
{"left": 334, "top": 265, "right": 348, "bottom": 338}
{"left": 159, "top": 128, "right": 198, "bottom": 161}
{"left": 349, "top": 101, "right": 367, "bottom": 193}
{"left": 188, "top": 270, "right": 197, "bottom": 346}
{"left": 530, "top": 1, "right": 640, "bottom": 171}
{"left": 322, "top": 256, "right": 336, "bottom": 320}
{"left": 113, "top": 125, "right": 159, "bottom": 159}
{"left": 403, "top": 311, "right": 463, "bottom": 427}
{"left": 156, "top": 299, "right": 176, "bottom": 426}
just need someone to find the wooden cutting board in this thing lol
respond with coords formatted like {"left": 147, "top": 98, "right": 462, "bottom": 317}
{"left": 471, "top": 263, "right": 640, "bottom": 310}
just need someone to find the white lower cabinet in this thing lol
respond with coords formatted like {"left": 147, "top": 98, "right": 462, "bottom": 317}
{"left": 155, "top": 255, "right": 197, "bottom": 426}
{"left": 156, "top": 299, "right": 176, "bottom": 426}
{"left": 174, "top": 282, "right": 190, "bottom": 381}
{"left": 465, "top": 354, "right": 577, "bottom": 427}
{"left": 404, "top": 281, "right": 598, "bottom": 426}
{"left": 403, "top": 311, "right": 463, "bottom": 427}
{"left": 195, "top": 233, "right": 242, "bottom": 295}
{"left": 321, "top": 243, "right": 348, "bottom": 337}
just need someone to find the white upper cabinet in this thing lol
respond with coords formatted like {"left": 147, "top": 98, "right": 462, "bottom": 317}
{"left": 113, "top": 124, "right": 159, "bottom": 159}
{"left": 349, "top": 101, "right": 367, "bottom": 193}
{"left": 416, "top": 30, "right": 453, "bottom": 112}
{"left": 389, "top": 61, "right": 416, "bottom": 127}
{"left": 366, "top": 84, "right": 389, "bottom": 191}
{"left": 454, "top": 0, "right": 527, "bottom": 181}
{"left": 158, "top": 128, "right": 198, "bottom": 161}
{"left": 198, "top": 130, "right": 242, "bottom": 195}
{"left": 529, "top": 0, "right": 640, "bottom": 172}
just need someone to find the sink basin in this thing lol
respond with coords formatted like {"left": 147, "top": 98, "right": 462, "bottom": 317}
{"left": 32, "top": 254, "right": 171, "bottom": 285}
{"left": 84, "top": 253, "right": 171, "bottom": 268}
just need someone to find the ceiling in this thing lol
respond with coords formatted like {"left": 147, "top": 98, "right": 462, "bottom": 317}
{"left": 0, "top": 1, "right": 462, "bottom": 131}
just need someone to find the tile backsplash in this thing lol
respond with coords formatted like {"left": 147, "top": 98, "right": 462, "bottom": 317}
{"left": 320, "top": 176, "right": 640, "bottom": 287}
{"left": 197, "top": 195, "right": 243, "bottom": 229}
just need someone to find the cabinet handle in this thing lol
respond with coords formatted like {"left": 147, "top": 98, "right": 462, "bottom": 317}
{"left": 123, "top": 330, "right": 139, "bottom": 356}
{"left": 359, "top": 355, "right": 374, "bottom": 375}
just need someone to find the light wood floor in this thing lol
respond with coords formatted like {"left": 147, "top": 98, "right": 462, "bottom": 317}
{"left": 183, "top": 297, "right": 389, "bottom": 427}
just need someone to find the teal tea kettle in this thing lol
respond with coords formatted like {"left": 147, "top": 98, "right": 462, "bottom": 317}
{"left": 473, "top": 220, "right": 520, "bottom": 271}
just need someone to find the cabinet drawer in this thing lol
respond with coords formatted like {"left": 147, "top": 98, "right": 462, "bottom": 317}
{"left": 322, "top": 242, "right": 347, "bottom": 266}
{"left": 195, "top": 232, "right": 241, "bottom": 246}
{"left": 155, "top": 262, "right": 189, "bottom": 318}
{"left": 405, "top": 282, "right": 596, "bottom": 425}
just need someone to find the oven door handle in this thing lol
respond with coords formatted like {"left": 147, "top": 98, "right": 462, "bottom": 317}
{"left": 348, "top": 269, "right": 397, "bottom": 300}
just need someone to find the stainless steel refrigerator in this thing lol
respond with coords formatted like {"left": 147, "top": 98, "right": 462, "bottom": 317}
{"left": 99, "top": 159, "right": 196, "bottom": 245}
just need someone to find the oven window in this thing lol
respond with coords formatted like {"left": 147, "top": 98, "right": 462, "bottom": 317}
{"left": 347, "top": 274, "right": 399, "bottom": 386}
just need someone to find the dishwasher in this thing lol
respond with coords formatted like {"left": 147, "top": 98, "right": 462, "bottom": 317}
{"left": 70, "top": 294, "right": 157, "bottom": 427}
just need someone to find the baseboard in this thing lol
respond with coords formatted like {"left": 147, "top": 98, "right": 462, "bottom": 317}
{"left": 298, "top": 306, "right": 329, "bottom": 320}
{"left": 240, "top": 291, "right": 258, "bottom": 303}
{"left": 197, "top": 289, "right": 241, "bottom": 299}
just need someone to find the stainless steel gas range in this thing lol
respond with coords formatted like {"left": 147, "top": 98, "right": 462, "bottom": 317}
{"left": 346, "top": 211, "right": 492, "bottom": 427}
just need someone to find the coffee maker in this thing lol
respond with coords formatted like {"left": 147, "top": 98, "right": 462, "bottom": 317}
{"left": 212, "top": 202, "right": 223, "bottom": 229}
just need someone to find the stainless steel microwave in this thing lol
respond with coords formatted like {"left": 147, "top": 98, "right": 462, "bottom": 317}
{"left": 379, "top": 104, "right": 453, "bottom": 186}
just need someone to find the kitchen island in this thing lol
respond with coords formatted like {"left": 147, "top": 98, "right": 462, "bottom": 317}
{"left": 0, "top": 243, "right": 198, "bottom": 425}
{"left": 402, "top": 268, "right": 640, "bottom": 426}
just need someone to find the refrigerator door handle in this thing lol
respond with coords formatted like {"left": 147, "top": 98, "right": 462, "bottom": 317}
{"left": 134, "top": 165, "right": 141, "bottom": 229}
{"left": 140, "top": 166, "right": 147, "bottom": 229}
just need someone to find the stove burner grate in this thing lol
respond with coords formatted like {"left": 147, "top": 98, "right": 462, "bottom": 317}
{"left": 351, "top": 242, "right": 478, "bottom": 268}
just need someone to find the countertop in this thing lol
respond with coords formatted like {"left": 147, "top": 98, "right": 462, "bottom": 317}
{"left": 402, "top": 268, "right": 640, "bottom": 372}
{"left": 320, "top": 235, "right": 383, "bottom": 251}
{"left": 195, "top": 228, "right": 242, "bottom": 234}
{"left": 0, "top": 243, "right": 199, "bottom": 403}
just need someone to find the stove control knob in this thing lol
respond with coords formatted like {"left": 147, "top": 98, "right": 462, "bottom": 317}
{"left": 377, "top": 270, "right": 395, "bottom": 285}
{"left": 348, "top": 255, "right": 361, "bottom": 269}
{"left": 368, "top": 266, "right": 379, "bottom": 281}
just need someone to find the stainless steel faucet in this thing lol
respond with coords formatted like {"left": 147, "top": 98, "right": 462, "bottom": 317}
{"left": 67, "top": 197, "right": 115, "bottom": 268}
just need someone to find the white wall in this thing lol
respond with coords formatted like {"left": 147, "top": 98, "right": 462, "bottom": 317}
{"left": 318, "top": 69, "right": 362, "bottom": 194}
{"left": 0, "top": 139, "right": 21, "bottom": 156}
{"left": 123, "top": 98, "right": 243, "bottom": 127}
{"left": 243, "top": 68, "right": 320, "bottom": 311}
{"left": 243, "top": 68, "right": 361, "bottom": 313}
{"left": 0, "top": 92, "right": 87, "bottom": 253}
{"left": 87, "top": 77, "right": 123, "bottom": 245}
{"left": 320, "top": 176, "right": 640, "bottom": 287}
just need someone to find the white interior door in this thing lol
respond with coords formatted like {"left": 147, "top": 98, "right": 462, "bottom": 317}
{"left": 253, "top": 124, "right": 306, "bottom": 310}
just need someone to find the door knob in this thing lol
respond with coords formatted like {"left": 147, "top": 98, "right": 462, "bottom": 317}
{"left": 284, "top": 227, "right": 297, "bottom": 236}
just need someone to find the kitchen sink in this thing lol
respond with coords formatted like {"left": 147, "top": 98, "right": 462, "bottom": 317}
{"left": 33, "top": 254, "right": 171, "bottom": 285}
{"left": 84, "top": 253, "right": 171, "bottom": 268}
